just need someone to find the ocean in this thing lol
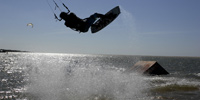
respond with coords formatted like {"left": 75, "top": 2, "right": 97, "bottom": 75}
{"left": 0, "top": 53, "right": 200, "bottom": 100}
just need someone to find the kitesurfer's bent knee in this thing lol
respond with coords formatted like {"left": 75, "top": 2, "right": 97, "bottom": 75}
{"left": 82, "top": 13, "right": 105, "bottom": 32}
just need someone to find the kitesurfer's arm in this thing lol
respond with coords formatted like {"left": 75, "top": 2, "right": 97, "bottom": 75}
{"left": 57, "top": 19, "right": 62, "bottom": 21}
{"left": 54, "top": 14, "right": 62, "bottom": 21}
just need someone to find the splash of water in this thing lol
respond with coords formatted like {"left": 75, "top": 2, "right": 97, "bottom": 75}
{"left": 26, "top": 54, "right": 149, "bottom": 100}
{"left": 119, "top": 6, "right": 136, "bottom": 32}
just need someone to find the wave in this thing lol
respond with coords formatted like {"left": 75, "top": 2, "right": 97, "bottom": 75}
{"left": 146, "top": 75, "right": 200, "bottom": 93}
{"left": 152, "top": 84, "right": 199, "bottom": 93}
{"left": 195, "top": 73, "right": 200, "bottom": 77}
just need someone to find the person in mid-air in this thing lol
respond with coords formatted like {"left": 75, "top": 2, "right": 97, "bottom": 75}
{"left": 59, "top": 12, "right": 104, "bottom": 33}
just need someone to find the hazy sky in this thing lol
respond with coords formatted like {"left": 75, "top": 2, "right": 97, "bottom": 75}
{"left": 0, "top": 0, "right": 200, "bottom": 56}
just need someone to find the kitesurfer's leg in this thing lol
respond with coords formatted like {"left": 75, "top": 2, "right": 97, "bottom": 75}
{"left": 94, "top": 13, "right": 105, "bottom": 19}
{"left": 82, "top": 13, "right": 105, "bottom": 32}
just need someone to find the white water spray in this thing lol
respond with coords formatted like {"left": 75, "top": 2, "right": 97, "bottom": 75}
{"left": 26, "top": 54, "right": 149, "bottom": 100}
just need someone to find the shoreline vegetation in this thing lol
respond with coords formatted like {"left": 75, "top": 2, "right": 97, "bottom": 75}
{"left": 0, "top": 49, "right": 28, "bottom": 53}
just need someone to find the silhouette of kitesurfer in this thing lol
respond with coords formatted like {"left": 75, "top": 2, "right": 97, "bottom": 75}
{"left": 58, "top": 12, "right": 104, "bottom": 33}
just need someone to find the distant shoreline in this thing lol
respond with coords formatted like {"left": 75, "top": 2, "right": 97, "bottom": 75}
{"left": 0, "top": 49, "right": 199, "bottom": 58}
{"left": 0, "top": 49, "right": 28, "bottom": 53}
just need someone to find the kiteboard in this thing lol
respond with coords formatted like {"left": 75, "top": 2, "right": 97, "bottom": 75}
{"left": 91, "top": 6, "right": 121, "bottom": 33}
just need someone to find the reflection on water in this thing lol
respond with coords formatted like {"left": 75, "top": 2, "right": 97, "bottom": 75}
{"left": 0, "top": 53, "right": 200, "bottom": 100}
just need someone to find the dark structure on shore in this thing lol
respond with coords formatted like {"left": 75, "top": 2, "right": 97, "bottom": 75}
{"left": 0, "top": 49, "right": 28, "bottom": 53}
{"left": 125, "top": 61, "right": 169, "bottom": 75}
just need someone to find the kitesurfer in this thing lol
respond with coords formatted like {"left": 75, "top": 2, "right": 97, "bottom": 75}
{"left": 58, "top": 12, "right": 104, "bottom": 33}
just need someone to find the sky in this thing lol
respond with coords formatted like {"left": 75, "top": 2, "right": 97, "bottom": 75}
{"left": 0, "top": 0, "right": 200, "bottom": 57}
